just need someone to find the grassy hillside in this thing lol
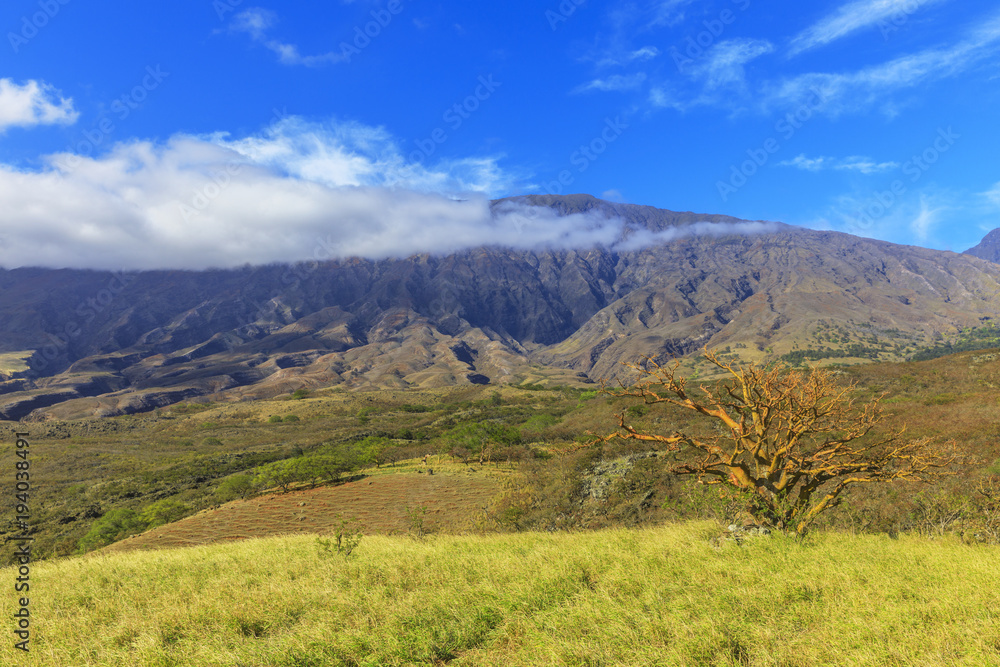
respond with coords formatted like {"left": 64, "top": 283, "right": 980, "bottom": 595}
{"left": 101, "top": 462, "right": 505, "bottom": 554}
{"left": 5, "top": 522, "right": 999, "bottom": 666}
{"left": 0, "top": 383, "right": 612, "bottom": 560}
{"left": 6, "top": 347, "right": 1000, "bottom": 560}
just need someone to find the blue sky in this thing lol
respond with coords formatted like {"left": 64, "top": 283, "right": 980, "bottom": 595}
{"left": 1, "top": 0, "right": 999, "bottom": 269}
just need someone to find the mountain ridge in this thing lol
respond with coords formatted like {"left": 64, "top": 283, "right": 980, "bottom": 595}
{"left": 3, "top": 195, "right": 1000, "bottom": 420}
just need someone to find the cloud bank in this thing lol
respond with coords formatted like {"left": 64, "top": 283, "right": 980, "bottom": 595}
{"left": 0, "top": 116, "right": 772, "bottom": 271}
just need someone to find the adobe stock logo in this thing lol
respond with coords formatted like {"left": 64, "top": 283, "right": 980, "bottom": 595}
{"left": 846, "top": 127, "right": 959, "bottom": 235}
{"left": 716, "top": 90, "right": 826, "bottom": 202}
{"left": 545, "top": 0, "right": 587, "bottom": 31}
{"left": 8, "top": 0, "right": 71, "bottom": 53}
{"left": 670, "top": 0, "right": 752, "bottom": 74}
{"left": 540, "top": 116, "right": 629, "bottom": 196}
{"left": 409, "top": 75, "right": 501, "bottom": 163}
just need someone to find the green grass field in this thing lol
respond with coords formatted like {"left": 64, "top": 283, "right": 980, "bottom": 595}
{"left": 6, "top": 521, "right": 999, "bottom": 666}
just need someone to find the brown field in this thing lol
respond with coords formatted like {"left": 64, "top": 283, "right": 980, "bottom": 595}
{"left": 102, "top": 461, "right": 505, "bottom": 554}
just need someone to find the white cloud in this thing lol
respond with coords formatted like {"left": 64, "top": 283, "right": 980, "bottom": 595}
{"left": 648, "top": 9, "right": 1000, "bottom": 116}
{"left": 614, "top": 221, "right": 779, "bottom": 252}
{"left": 629, "top": 46, "right": 660, "bottom": 62}
{"left": 779, "top": 154, "right": 899, "bottom": 174}
{"left": 647, "top": 85, "right": 680, "bottom": 110}
{"left": 0, "top": 117, "right": 657, "bottom": 270}
{"left": 588, "top": 1, "right": 691, "bottom": 69}
{"left": 573, "top": 73, "right": 648, "bottom": 94}
{"left": 648, "top": 0, "right": 696, "bottom": 28}
{"left": 910, "top": 196, "right": 944, "bottom": 240}
{"left": 779, "top": 155, "right": 829, "bottom": 171}
{"left": 836, "top": 156, "right": 900, "bottom": 174}
{"left": 789, "top": 0, "right": 947, "bottom": 56}
{"left": 230, "top": 8, "right": 346, "bottom": 66}
{"left": 0, "top": 115, "right": 781, "bottom": 271}
{"left": 649, "top": 39, "right": 773, "bottom": 111}
{"left": 984, "top": 182, "right": 1000, "bottom": 207}
{"left": 214, "top": 117, "right": 515, "bottom": 194}
{"left": 693, "top": 39, "right": 775, "bottom": 90}
{"left": 230, "top": 7, "right": 274, "bottom": 40}
{"left": 763, "top": 12, "right": 1000, "bottom": 114}
{"left": 0, "top": 79, "right": 78, "bottom": 132}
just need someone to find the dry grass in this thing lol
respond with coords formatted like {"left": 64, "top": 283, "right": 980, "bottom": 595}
{"left": 102, "top": 461, "right": 505, "bottom": 553}
{"left": 0, "top": 350, "right": 32, "bottom": 374}
{"left": 5, "top": 522, "right": 1000, "bottom": 666}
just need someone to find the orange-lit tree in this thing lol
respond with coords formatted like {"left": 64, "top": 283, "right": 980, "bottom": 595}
{"left": 600, "top": 349, "right": 958, "bottom": 535}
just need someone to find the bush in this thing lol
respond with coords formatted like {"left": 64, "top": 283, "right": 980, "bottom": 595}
{"left": 78, "top": 509, "right": 148, "bottom": 552}
{"left": 291, "top": 389, "right": 310, "bottom": 400}
{"left": 268, "top": 415, "right": 283, "bottom": 423}
{"left": 520, "top": 414, "right": 559, "bottom": 434}
{"left": 316, "top": 517, "right": 363, "bottom": 559}
{"left": 626, "top": 404, "right": 648, "bottom": 418}
{"left": 284, "top": 415, "right": 300, "bottom": 423}
{"left": 139, "top": 498, "right": 191, "bottom": 528}
{"left": 203, "top": 437, "right": 223, "bottom": 447}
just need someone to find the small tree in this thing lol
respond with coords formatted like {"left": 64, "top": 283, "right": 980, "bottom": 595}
{"left": 359, "top": 436, "right": 390, "bottom": 469}
{"left": 600, "top": 350, "right": 959, "bottom": 535}
{"left": 215, "top": 473, "right": 255, "bottom": 501}
{"left": 254, "top": 459, "right": 303, "bottom": 493}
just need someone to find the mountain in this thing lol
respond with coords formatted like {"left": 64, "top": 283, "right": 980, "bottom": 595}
{"left": 963, "top": 228, "right": 1000, "bottom": 263}
{"left": 4, "top": 194, "right": 1000, "bottom": 421}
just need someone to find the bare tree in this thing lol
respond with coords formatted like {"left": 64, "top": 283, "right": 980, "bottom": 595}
{"left": 600, "top": 349, "right": 959, "bottom": 535}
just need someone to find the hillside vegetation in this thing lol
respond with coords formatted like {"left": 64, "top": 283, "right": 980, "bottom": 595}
{"left": 5, "top": 346, "right": 1000, "bottom": 561}
{"left": 4, "top": 522, "right": 999, "bottom": 666}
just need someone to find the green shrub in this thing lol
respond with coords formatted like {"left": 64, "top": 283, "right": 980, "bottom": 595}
{"left": 316, "top": 517, "right": 363, "bottom": 559}
{"left": 268, "top": 415, "right": 283, "bottom": 423}
{"left": 284, "top": 415, "right": 300, "bottom": 423}
{"left": 447, "top": 422, "right": 522, "bottom": 454}
{"left": 626, "top": 404, "right": 648, "bottom": 418}
{"left": 291, "top": 389, "right": 310, "bottom": 400}
{"left": 520, "top": 414, "right": 559, "bottom": 433}
{"left": 203, "top": 437, "right": 223, "bottom": 447}
{"left": 140, "top": 498, "right": 191, "bottom": 528}
{"left": 77, "top": 509, "right": 148, "bottom": 552}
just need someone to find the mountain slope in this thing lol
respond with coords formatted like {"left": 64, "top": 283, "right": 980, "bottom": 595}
{"left": 963, "top": 228, "right": 1000, "bottom": 263}
{"left": 3, "top": 195, "right": 1000, "bottom": 420}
